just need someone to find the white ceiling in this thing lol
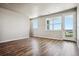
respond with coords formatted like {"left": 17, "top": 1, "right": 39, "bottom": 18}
{"left": 0, "top": 3, "right": 77, "bottom": 18}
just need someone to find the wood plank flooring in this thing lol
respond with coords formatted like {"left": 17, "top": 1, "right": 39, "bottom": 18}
{"left": 0, "top": 37, "right": 79, "bottom": 56}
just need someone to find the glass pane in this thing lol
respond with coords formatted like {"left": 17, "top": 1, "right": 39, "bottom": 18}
{"left": 53, "top": 16, "right": 61, "bottom": 30}
{"left": 65, "top": 30, "right": 73, "bottom": 37}
{"left": 32, "top": 19, "right": 38, "bottom": 29}
{"left": 64, "top": 15, "right": 73, "bottom": 30}
{"left": 54, "top": 16, "right": 61, "bottom": 24}
{"left": 49, "top": 24, "right": 53, "bottom": 30}
{"left": 64, "top": 15, "right": 73, "bottom": 37}
{"left": 49, "top": 20, "right": 53, "bottom": 24}
{"left": 54, "top": 24, "right": 61, "bottom": 30}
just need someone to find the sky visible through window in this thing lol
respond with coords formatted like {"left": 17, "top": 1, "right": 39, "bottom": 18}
{"left": 53, "top": 16, "right": 61, "bottom": 30}
{"left": 65, "top": 15, "right": 73, "bottom": 30}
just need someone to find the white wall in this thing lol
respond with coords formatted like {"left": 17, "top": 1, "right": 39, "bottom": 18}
{"left": 0, "top": 7, "right": 30, "bottom": 43}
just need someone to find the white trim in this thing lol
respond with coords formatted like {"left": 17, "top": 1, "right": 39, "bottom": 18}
{"left": 0, "top": 37, "right": 29, "bottom": 43}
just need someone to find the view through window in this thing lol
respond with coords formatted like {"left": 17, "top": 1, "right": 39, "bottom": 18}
{"left": 53, "top": 16, "right": 62, "bottom": 30}
{"left": 64, "top": 15, "right": 73, "bottom": 37}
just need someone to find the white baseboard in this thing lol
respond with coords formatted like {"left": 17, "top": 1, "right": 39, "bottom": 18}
{"left": 0, "top": 37, "right": 29, "bottom": 43}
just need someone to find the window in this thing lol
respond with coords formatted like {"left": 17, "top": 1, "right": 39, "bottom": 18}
{"left": 32, "top": 19, "right": 38, "bottom": 29}
{"left": 64, "top": 15, "right": 73, "bottom": 30}
{"left": 53, "top": 16, "right": 62, "bottom": 30}
{"left": 64, "top": 15, "right": 73, "bottom": 37}
{"left": 46, "top": 18, "right": 53, "bottom": 30}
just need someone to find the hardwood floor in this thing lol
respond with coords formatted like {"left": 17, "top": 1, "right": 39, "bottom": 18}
{"left": 0, "top": 37, "right": 79, "bottom": 56}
